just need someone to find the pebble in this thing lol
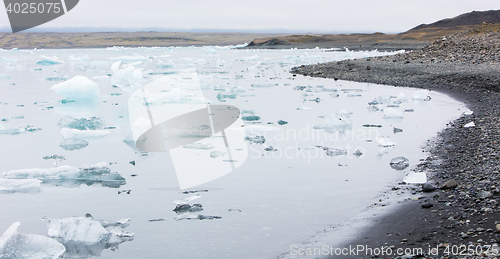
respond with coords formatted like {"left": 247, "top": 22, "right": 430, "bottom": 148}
{"left": 441, "top": 180, "right": 458, "bottom": 190}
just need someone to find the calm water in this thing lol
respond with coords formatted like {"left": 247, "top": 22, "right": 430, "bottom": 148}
{"left": 0, "top": 46, "right": 466, "bottom": 258}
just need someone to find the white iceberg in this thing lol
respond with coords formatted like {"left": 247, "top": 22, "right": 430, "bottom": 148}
{"left": 383, "top": 107, "right": 404, "bottom": 119}
{"left": 412, "top": 89, "right": 430, "bottom": 101}
{"left": 3, "top": 163, "right": 126, "bottom": 188}
{"left": 0, "top": 222, "right": 65, "bottom": 259}
{"left": 51, "top": 76, "right": 100, "bottom": 101}
{"left": 43, "top": 215, "right": 133, "bottom": 258}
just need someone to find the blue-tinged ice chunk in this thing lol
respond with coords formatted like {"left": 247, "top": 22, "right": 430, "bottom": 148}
{"left": 0, "top": 222, "right": 65, "bottom": 259}
{"left": 51, "top": 76, "right": 100, "bottom": 101}
{"left": 43, "top": 215, "right": 133, "bottom": 258}
{"left": 3, "top": 163, "right": 126, "bottom": 188}
{"left": 59, "top": 139, "right": 89, "bottom": 151}
{"left": 58, "top": 116, "right": 105, "bottom": 130}
{"left": 0, "top": 179, "right": 41, "bottom": 193}
{"left": 36, "top": 55, "right": 65, "bottom": 65}
{"left": 60, "top": 128, "right": 112, "bottom": 139}
{"left": 0, "top": 73, "right": 12, "bottom": 80}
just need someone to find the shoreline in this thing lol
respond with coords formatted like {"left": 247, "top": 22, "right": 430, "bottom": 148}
{"left": 290, "top": 25, "right": 500, "bottom": 258}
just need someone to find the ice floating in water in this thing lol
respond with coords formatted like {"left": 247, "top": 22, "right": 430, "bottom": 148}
{"left": 36, "top": 55, "right": 65, "bottom": 65}
{"left": 389, "top": 157, "right": 410, "bottom": 170}
{"left": 463, "top": 121, "right": 475, "bottom": 128}
{"left": 68, "top": 54, "right": 89, "bottom": 62}
{"left": 59, "top": 139, "right": 89, "bottom": 151}
{"left": 173, "top": 195, "right": 201, "bottom": 205}
{"left": 396, "top": 92, "right": 407, "bottom": 102}
{"left": 182, "top": 143, "right": 214, "bottom": 150}
{"left": 325, "top": 148, "right": 347, "bottom": 157}
{"left": 251, "top": 83, "right": 275, "bottom": 88}
{"left": 403, "top": 172, "right": 427, "bottom": 183}
{"left": 376, "top": 135, "right": 396, "bottom": 147}
{"left": 110, "top": 61, "right": 143, "bottom": 92}
{"left": 245, "top": 135, "right": 266, "bottom": 144}
{"left": 45, "top": 76, "right": 66, "bottom": 81}
{"left": 412, "top": 90, "right": 431, "bottom": 101}
{"left": 241, "top": 115, "right": 261, "bottom": 121}
{"left": 210, "top": 151, "right": 226, "bottom": 158}
{"left": 383, "top": 107, "right": 404, "bottom": 119}
{"left": 0, "top": 222, "right": 65, "bottom": 259}
{"left": 58, "top": 116, "right": 105, "bottom": 130}
{"left": 3, "top": 162, "right": 126, "bottom": 188}
{"left": 173, "top": 204, "right": 203, "bottom": 214}
{"left": 175, "top": 214, "right": 221, "bottom": 221}
{"left": 51, "top": 76, "right": 100, "bottom": 101}
{"left": 0, "top": 179, "right": 41, "bottom": 193}
{"left": 61, "top": 128, "right": 111, "bottom": 139}
{"left": 314, "top": 109, "right": 353, "bottom": 134}
{"left": 0, "top": 73, "right": 12, "bottom": 80}
{"left": 43, "top": 214, "right": 133, "bottom": 258}
{"left": 156, "top": 59, "right": 176, "bottom": 68}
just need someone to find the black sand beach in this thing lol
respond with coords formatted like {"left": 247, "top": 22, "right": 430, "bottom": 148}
{"left": 291, "top": 23, "right": 500, "bottom": 258}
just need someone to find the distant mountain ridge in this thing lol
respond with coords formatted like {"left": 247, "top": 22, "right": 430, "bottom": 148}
{"left": 408, "top": 10, "right": 500, "bottom": 31}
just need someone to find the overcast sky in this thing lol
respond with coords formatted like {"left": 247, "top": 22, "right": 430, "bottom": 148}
{"left": 0, "top": 0, "right": 499, "bottom": 33}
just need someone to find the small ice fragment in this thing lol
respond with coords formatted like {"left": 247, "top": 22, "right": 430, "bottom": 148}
{"left": 353, "top": 149, "right": 363, "bottom": 157}
{"left": 393, "top": 127, "right": 403, "bottom": 133}
{"left": 376, "top": 136, "right": 396, "bottom": 147}
{"left": 182, "top": 143, "right": 214, "bottom": 149}
{"left": 412, "top": 90, "right": 431, "bottom": 101}
{"left": 362, "top": 124, "right": 382, "bottom": 128}
{"left": 464, "top": 121, "right": 475, "bottom": 128}
{"left": 389, "top": 157, "right": 410, "bottom": 170}
{"left": 36, "top": 55, "right": 65, "bottom": 65}
{"left": 252, "top": 136, "right": 266, "bottom": 144}
{"left": 277, "top": 120, "right": 288, "bottom": 125}
{"left": 51, "top": 76, "right": 100, "bottom": 101}
{"left": 0, "top": 222, "right": 65, "bottom": 259}
{"left": 264, "top": 146, "right": 277, "bottom": 152}
{"left": 403, "top": 172, "right": 427, "bottom": 183}
{"left": 297, "top": 106, "right": 312, "bottom": 111}
{"left": 173, "top": 195, "right": 201, "bottom": 205}
{"left": 173, "top": 204, "right": 203, "bottom": 214}
{"left": 325, "top": 148, "right": 347, "bottom": 157}
{"left": 404, "top": 109, "right": 414, "bottom": 112}
{"left": 59, "top": 139, "right": 89, "bottom": 150}
{"left": 241, "top": 115, "right": 260, "bottom": 121}
{"left": 210, "top": 151, "right": 226, "bottom": 158}
{"left": 46, "top": 77, "right": 67, "bottom": 81}
{"left": 383, "top": 108, "right": 403, "bottom": 119}
{"left": 309, "top": 97, "right": 321, "bottom": 103}
{"left": 174, "top": 214, "right": 221, "bottom": 221}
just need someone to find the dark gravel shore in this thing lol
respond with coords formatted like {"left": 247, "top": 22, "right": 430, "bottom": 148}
{"left": 291, "top": 23, "right": 500, "bottom": 258}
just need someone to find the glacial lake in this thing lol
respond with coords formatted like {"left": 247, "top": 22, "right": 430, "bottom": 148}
{"left": 0, "top": 46, "right": 467, "bottom": 258}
